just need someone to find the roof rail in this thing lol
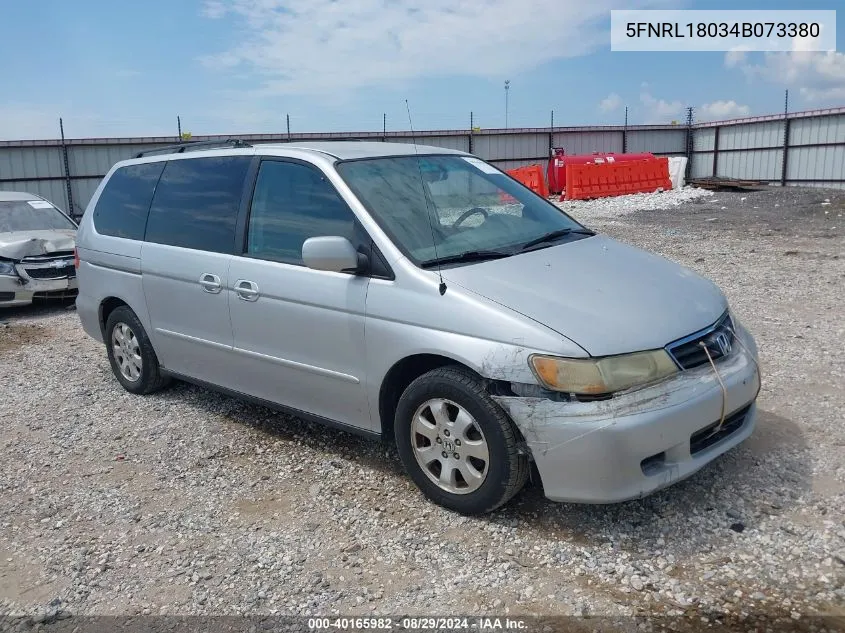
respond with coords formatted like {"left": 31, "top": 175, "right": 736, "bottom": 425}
{"left": 134, "top": 138, "right": 252, "bottom": 158}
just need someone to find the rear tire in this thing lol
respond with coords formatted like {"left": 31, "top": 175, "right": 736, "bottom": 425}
{"left": 394, "top": 366, "right": 528, "bottom": 514}
{"left": 105, "top": 306, "right": 171, "bottom": 395}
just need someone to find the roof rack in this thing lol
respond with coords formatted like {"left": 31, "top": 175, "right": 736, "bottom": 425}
{"left": 134, "top": 138, "right": 252, "bottom": 158}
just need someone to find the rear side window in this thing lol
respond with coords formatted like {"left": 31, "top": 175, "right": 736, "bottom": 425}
{"left": 93, "top": 162, "right": 164, "bottom": 239}
{"left": 145, "top": 156, "right": 251, "bottom": 253}
{"left": 245, "top": 160, "right": 358, "bottom": 265}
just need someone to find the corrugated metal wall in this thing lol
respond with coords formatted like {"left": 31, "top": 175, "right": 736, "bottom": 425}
{"left": 689, "top": 108, "right": 845, "bottom": 190}
{"left": 3, "top": 107, "right": 845, "bottom": 215}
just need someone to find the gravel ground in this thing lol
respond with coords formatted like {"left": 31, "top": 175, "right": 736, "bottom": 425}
{"left": 1, "top": 186, "right": 843, "bottom": 631}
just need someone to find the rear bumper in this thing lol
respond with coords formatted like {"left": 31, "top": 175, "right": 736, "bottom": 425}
{"left": 75, "top": 290, "right": 103, "bottom": 343}
{"left": 0, "top": 275, "right": 78, "bottom": 307}
{"left": 494, "top": 324, "right": 760, "bottom": 504}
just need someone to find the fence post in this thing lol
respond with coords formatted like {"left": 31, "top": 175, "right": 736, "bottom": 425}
{"left": 684, "top": 106, "right": 694, "bottom": 182}
{"left": 622, "top": 106, "right": 628, "bottom": 153}
{"left": 781, "top": 89, "right": 790, "bottom": 186}
{"left": 59, "top": 118, "right": 75, "bottom": 219}
{"left": 712, "top": 125, "right": 720, "bottom": 177}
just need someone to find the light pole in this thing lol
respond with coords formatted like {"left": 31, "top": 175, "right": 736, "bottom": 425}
{"left": 504, "top": 80, "right": 510, "bottom": 128}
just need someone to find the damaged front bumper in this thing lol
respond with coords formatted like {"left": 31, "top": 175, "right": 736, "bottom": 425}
{"left": 0, "top": 258, "right": 78, "bottom": 307}
{"left": 493, "top": 324, "right": 761, "bottom": 504}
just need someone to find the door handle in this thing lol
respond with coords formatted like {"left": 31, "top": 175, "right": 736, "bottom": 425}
{"left": 199, "top": 273, "right": 222, "bottom": 294}
{"left": 234, "top": 279, "right": 259, "bottom": 302}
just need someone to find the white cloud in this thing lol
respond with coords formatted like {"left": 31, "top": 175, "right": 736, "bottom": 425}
{"left": 698, "top": 100, "right": 750, "bottom": 121}
{"left": 724, "top": 45, "right": 845, "bottom": 103}
{"left": 599, "top": 93, "right": 622, "bottom": 112}
{"left": 199, "top": 0, "right": 674, "bottom": 95}
{"left": 639, "top": 90, "right": 684, "bottom": 122}
{"left": 201, "top": 1, "right": 228, "bottom": 19}
{"left": 724, "top": 49, "right": 747, "bottom": 69}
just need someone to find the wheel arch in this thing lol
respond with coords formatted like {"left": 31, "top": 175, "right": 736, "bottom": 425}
{"left": 377, "top": 353, "right": 515, "bottom": 443}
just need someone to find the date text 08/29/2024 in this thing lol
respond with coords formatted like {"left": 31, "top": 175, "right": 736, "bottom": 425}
{"left": 307, "top": 617, "right": 529, "bottom": 630}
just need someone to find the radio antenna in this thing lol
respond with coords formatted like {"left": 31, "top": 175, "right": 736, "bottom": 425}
{"left": 406, "top": 99, "right": 447, "bottom": 296}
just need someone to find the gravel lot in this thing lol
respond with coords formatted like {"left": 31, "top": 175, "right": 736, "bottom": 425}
{"left": 1, "top": 186, "right": 843, "bottom": 630}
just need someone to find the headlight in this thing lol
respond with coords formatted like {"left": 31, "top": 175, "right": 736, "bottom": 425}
{"left": 529, "top": 350, "right": 678, "bottom": 395}
{"left": 0, "top": 260, "right": 17, "bottom": 277}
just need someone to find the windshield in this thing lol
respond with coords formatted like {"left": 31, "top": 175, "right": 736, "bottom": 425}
{"left": 336, "top": 155, "right": 589, "bottom": 266}
{"left": 0, "top": 201, "right": 77, "bottom": 233}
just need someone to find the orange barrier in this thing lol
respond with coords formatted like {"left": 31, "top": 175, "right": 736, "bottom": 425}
{"left": 506, "top": 164, "right": 549, "bottom": 198}
{"left": 563, "top": 157, "right": 672, "bottom": 201}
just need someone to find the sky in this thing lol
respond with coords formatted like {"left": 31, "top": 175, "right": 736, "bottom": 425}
{"left": 1, "top": 0, "right": 843, "bottom": 140}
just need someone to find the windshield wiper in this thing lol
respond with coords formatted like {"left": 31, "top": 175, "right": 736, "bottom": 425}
{"left": 519, "top": 227, "right": 594, "bottom": 251}
{"left": 421, "top": 250, "right": 511, "bottom": 268}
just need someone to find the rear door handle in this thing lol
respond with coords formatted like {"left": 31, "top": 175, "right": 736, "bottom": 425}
{"left": 199, "top": 273, "right": 222, "bottom": 294}
{"left": 234, "top": 279, "right": 259, "bottom": 302}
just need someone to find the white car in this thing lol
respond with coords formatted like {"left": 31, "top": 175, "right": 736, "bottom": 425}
{"left": 0, "top": 191, "right": 78, "bottom": 307}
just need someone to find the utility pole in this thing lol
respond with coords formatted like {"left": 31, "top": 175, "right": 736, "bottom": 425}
{"left": 383, "top": 113, "right": 387, "bottom": 140}
{"left": 504, "top": 80, "right": 510, "bottom": 128}
{"left": 177, "top": 115, "right": 182, "bottom": 141}
{"left": 286, "top": 114, "right": 291, "bottom": 141}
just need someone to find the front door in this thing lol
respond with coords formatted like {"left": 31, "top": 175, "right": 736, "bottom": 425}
{"left": 227, "top": 159, "right": 373, "bottom": 430}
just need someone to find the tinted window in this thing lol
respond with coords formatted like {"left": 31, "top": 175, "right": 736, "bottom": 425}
{"left": 0, "top": 201, "right": 77, "bottom": 232}
{"left": 246, "top": 160, "right": 358, "bottom": 265}
{"left": 145, "top": 156, "right": 251, "bottom": 253}
{"left": 93, "top": 162, "right": 164, "bottom": 239}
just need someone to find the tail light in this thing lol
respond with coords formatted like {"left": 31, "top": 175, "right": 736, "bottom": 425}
{"left": 74, "top": 248, "right": 80, "bottom": 269}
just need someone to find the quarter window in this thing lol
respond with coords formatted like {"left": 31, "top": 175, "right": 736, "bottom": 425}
{"left": 93, "top": 162, "right": 164, "bottom": 239}
{"left": 245, "top": 160, "right": 358, "bottom": 265}
{"left": 145, "top": 156, "right": 251, "bottom": 253}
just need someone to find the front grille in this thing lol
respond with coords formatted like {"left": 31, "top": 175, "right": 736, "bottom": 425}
{"left": 690, "top": 404, "right": 751, "bottom": 455}
{"left": 24, "top": 265, "right": 76, "bottom": 280}
{"left": 666, "top": 313, "right": 735, "bottom": 370}
{"left": 33, "top": 289, "right": 78, "bottom": 301}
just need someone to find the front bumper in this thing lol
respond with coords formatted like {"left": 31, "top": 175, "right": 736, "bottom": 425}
{"left": 0, "top": 274, "right": 78, "bottom": 307}
{"left": 493, "top": 325, "right": 760, "bottom": 504}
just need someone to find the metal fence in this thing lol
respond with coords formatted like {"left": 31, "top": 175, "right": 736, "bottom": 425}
{"left": 1, "top": 106, "right": 843, "bottom": 218}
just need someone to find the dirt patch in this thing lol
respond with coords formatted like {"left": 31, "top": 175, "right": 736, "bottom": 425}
{"left": 0, "top": 323, "right": 54, "bottom": 355}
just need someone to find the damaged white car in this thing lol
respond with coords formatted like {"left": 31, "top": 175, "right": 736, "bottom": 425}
{"left": 0, "top": 191, "right": 78, "bottom": 307}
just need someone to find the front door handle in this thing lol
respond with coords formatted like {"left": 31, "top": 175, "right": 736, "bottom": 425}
{"left": 234, "top": 279, "right": 259, "bottom": 302}
{"left": 199, "top": 273, "right": 222, "bottom": 294}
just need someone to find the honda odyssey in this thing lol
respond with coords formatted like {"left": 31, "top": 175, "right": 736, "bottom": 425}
{"left": 74, "top": 140, "right": 760, "bottom": 514}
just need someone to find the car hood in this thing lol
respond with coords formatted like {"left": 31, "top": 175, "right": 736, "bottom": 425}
{"left": 0, "top": 229, "right": 77, "bottom": 260}
{"left": 442, "top": 235, "right": 727, "bottom": 357}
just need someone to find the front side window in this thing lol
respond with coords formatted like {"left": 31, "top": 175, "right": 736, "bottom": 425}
{"left": 336, "top": 155, "right": 589, "bottom": 266}
{"left": 245, "top": 160, "right": 358, "bottom": 265}
{"left": 93, "top": 162, "right": 164, "bottom": 239}
{"left": 145, "top": 156, "right": 251, "bottom": 253}
{"left": 0, "top": 201, "right": 77, "bottom": 233}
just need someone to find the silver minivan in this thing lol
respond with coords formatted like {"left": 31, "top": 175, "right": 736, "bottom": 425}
{"left": 75, "top": 140, "right": 760, "bottom": 514}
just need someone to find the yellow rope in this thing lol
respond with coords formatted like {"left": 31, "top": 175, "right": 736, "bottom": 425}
{"left": 700, "top": 341, "right": 727, "bottom": 432}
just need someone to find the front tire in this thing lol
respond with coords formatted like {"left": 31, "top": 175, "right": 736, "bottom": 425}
{"left": 105, "top": 306, "right": 170, "bottom": 395}
{"left": 395, "top": 366, "right": 528, "bottom": 514}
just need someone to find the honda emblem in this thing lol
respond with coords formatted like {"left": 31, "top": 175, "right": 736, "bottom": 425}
{"left": 713, "top": 332, "right": 732, "bottom": 356}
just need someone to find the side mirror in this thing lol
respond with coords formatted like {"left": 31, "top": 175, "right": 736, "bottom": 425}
{"left": 302, "top": 236, "right": 365, "bottom": 273}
